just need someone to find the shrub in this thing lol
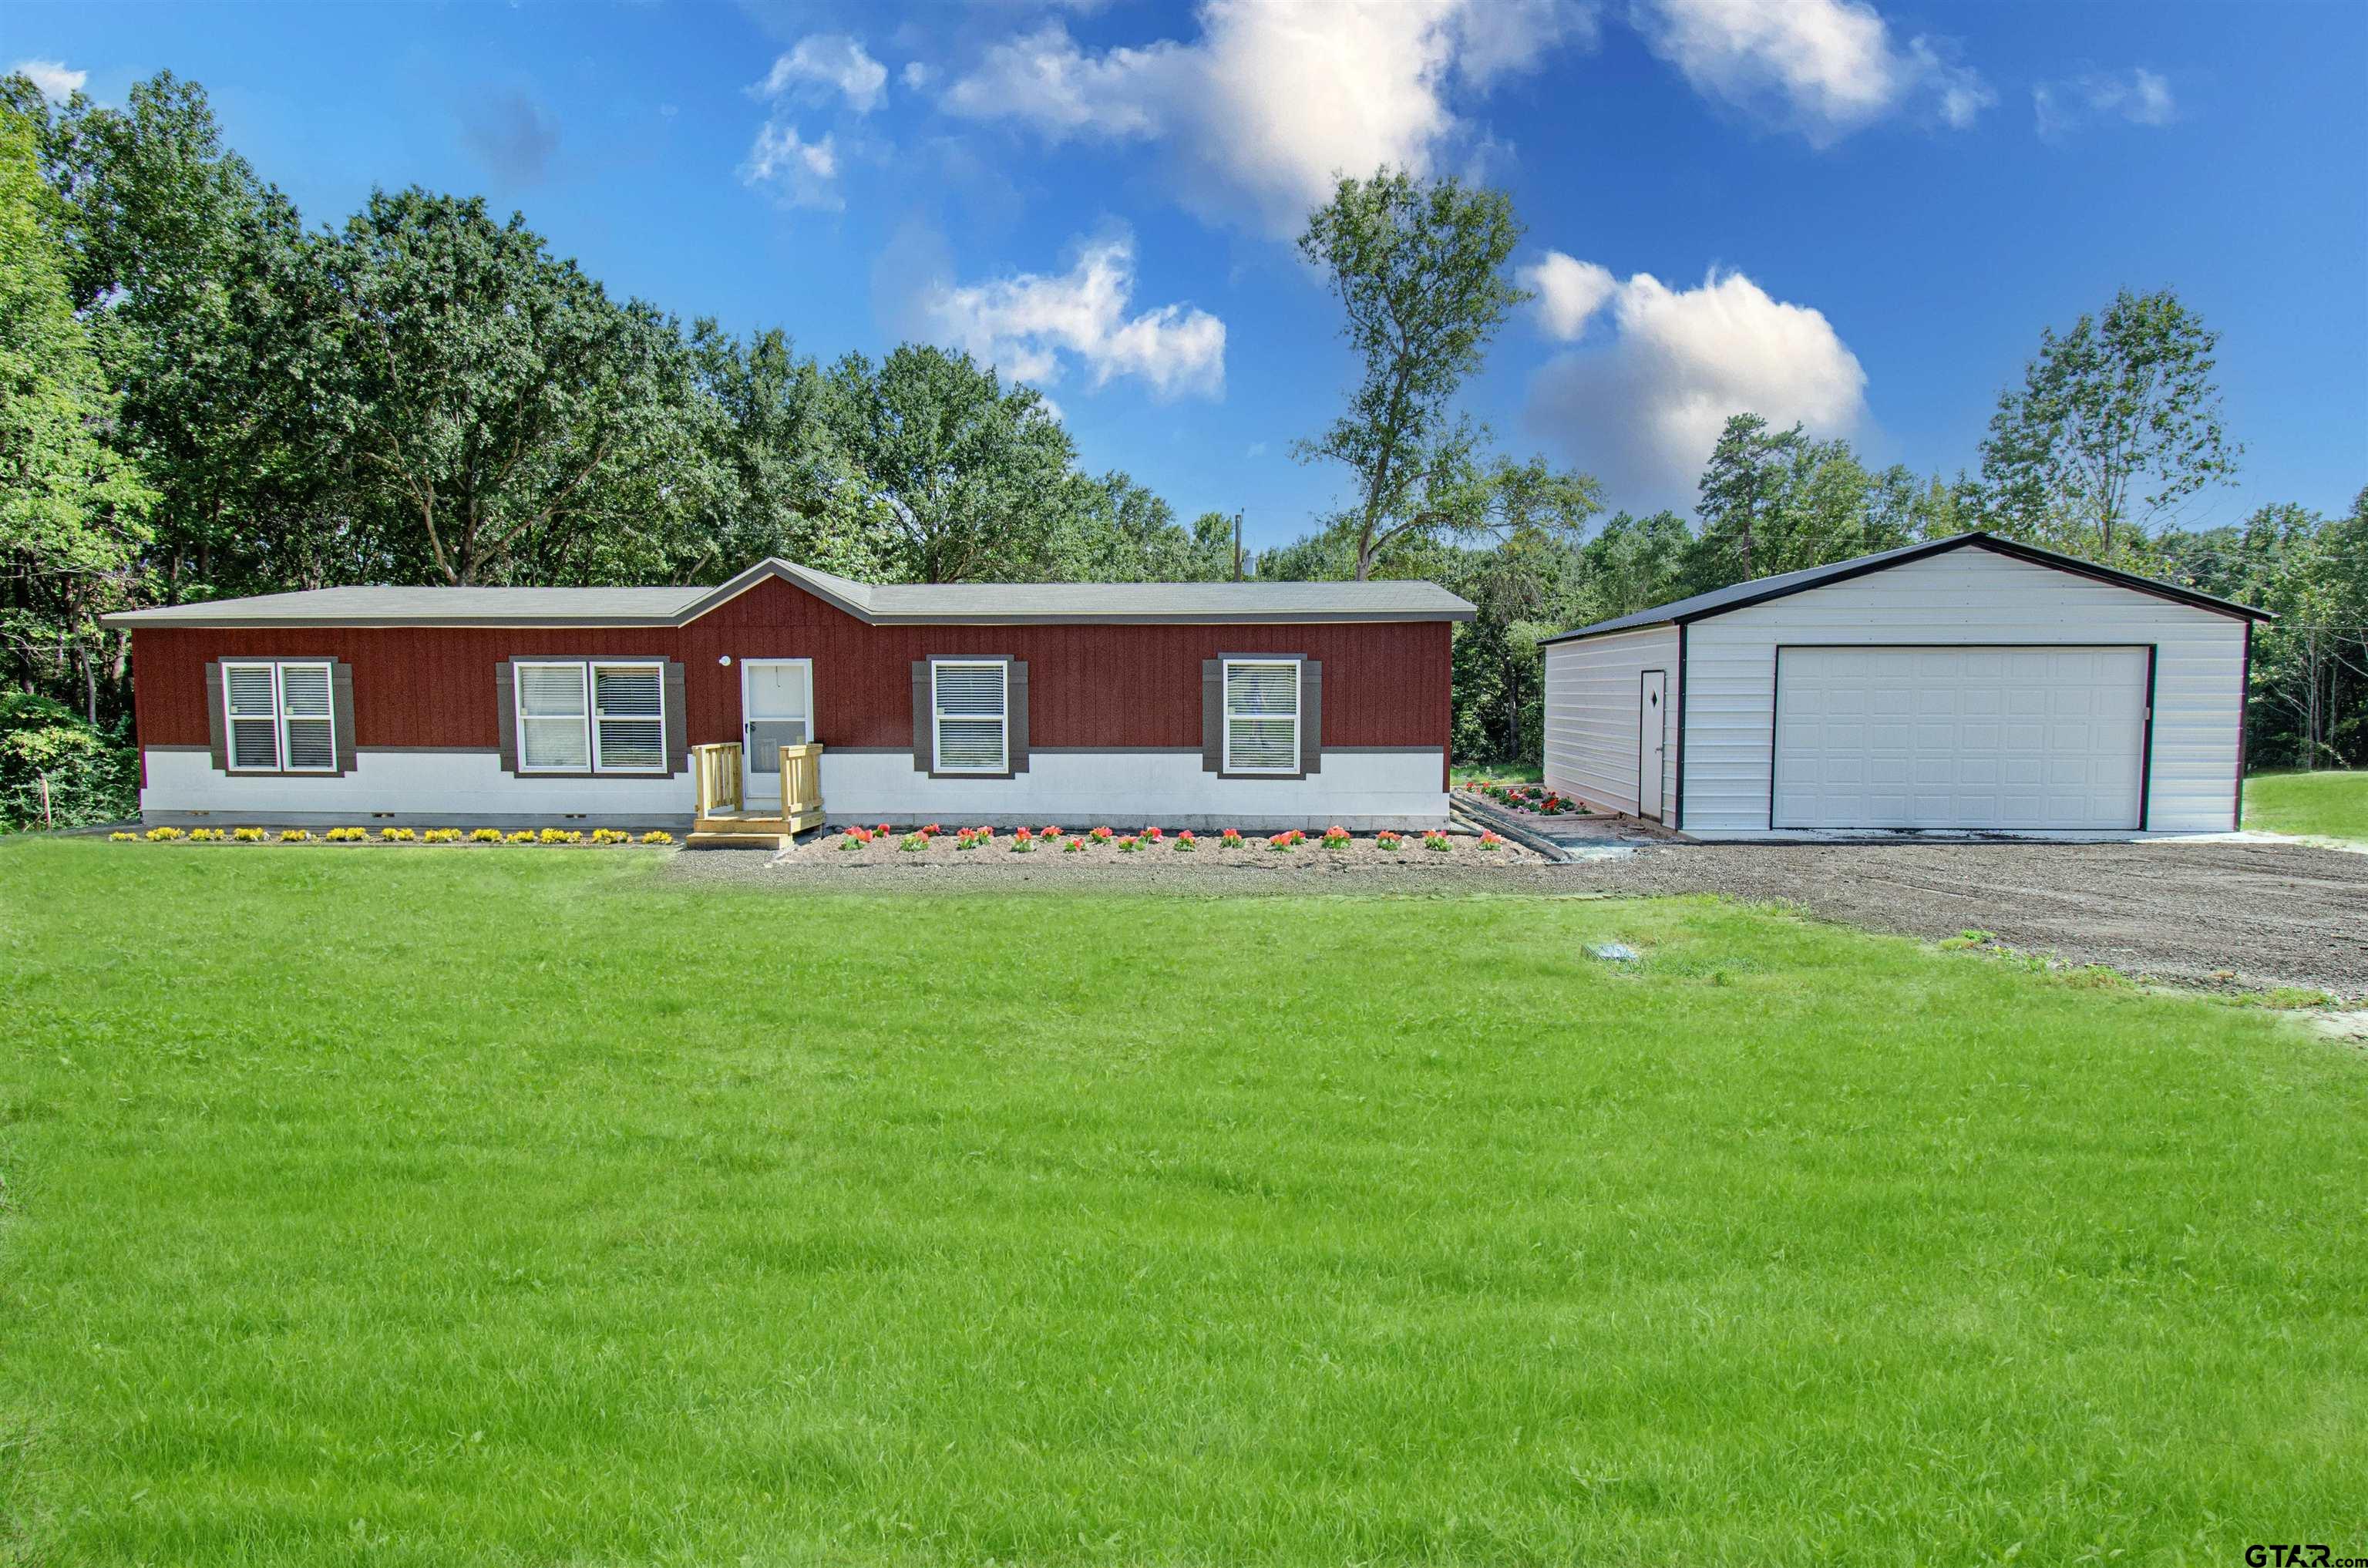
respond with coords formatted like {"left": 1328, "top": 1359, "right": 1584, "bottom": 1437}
{"left": 838, "top": 828, "right": 871, "bottom": 851}
{"left": 1116, "top": 835, "right": 1141, "bottom": 852}
{"left": 639, "top": 830, "right": 673, "bottom": 845}
{"left": 233, "top": 826, "right": 267, "bottom": 843}
{"left": 1061, "top": 835, "right": 1086, "bottom": 853}
{"left": 1011, "top": 827, "right": 1037, "bottom": 853}
{"left": 0, "top": 693, "right": 138, "bottom": 831}
{"left": 1375, "top": 830, "right": 1404, "bottom": 852}
{"left": 279, "top": 829, "right": 311, "bottom": 842}
{"left": 1219, "top": 827, "right": 1243, "bottom": 847}
{"left": 1174, "top": 830, "right": 1197, "bottom": 851}
{"left": 145, "top": 826, "right": 186, "bottom": 841}
{"left": 920, "top": 822, "right": 942, "bottom": 838}
{"left": 1478, "top": 830, "right": 1505, "bottom": 851}
{"left": 186, "top": 826, "right": 224, "bottom": 841}
{"left": 422, "top": 828, "right": 462, "bottom": 843}
{"left": 1142, "top": 826, "right": 1163, "bottom": 842}
{"left": 504, "top": 830, "right": 536, "bottom": 845}
{"left": 588, "top": 828, "right": 631, "bottom": 845}
{"left": 1321, "top": 825, "right": 1350, "bottom": 850}
{"left": 470, "top": 828, "right": 506, "bottom": 843}
{"left": 325, "top": 826, "right": 370, "bottom": 842}
{"left": 108, "top": 830, "right": 135, "bottom": 841}
{"left": 1089, "top": 826, "right": 1114, "bottom": 842}
{"left": 1424, "top": 829, "right": 1451, "bottom": 852}
{"left": 900, "top": 832, "right": 928, "bottom": 852}
{"left": 381, "top": 826, "right": 419, "bottom": 842}
{"left": 954, "top": 827, "right": 982, "bottom": 850}
{"left": 539, "top": 828, "right": 582, "bottom": 845}
{"left": 1266, "top": 829, "right": 1305, "bottom": 853}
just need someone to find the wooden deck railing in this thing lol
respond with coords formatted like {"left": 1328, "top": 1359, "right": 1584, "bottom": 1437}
{"left": 779, "top": 742, "right": 824, "bottom": 821}
{"left": 691, "top": 742, "right": 743, "bottom": 819}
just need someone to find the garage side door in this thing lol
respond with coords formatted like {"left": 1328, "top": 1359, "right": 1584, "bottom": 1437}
{"left": 1773, "top": 646, "right": 2148, "bottom": 830}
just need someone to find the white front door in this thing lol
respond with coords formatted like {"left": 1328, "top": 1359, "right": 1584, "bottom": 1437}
{"left": 1637, "top": 669, "right": 1667, "bottom": 821}
{"left": 740, "top": 658, "right": 812, "bottom": 809}
{"left": 1772, "top": 644, "right": 2148, "bottom": 829}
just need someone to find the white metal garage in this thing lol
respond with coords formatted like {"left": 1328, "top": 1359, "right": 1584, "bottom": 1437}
{"left": 1541, "top": 534, "right": 2269, "bottom": 839}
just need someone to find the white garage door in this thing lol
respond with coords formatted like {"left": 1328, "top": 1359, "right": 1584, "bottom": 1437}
{"left": 1773, "top": 645, "right": 2148, "bottom": 830}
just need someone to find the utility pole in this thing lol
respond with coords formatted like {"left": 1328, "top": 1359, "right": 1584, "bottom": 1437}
{"left": 1232, "top": 510, "right": 1243, "bottom": 582}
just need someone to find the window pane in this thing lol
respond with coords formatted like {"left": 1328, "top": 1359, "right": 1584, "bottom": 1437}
{"left": 747, "top": 663, "right": 806, "bottom": 719}
{"left": 933, "top": 662, "right": 1005, "bottom": 717}
{"left": 593, "top": 665, "right": 661, "bottom": 718}
{"left": 1229, "top": 717, "right": 1297, "bottom": 772}
{"left": 596, "top": 718, "right": 664, "bottom": 771}
{"left": 522, "top": 714, "right": 588, "bottom": 769}
{"left": 1225, "top": 661, "right": 1297, "bottom": 716}
{"left": 281, "top": 664, "right": 331, "bottom": 717}
{"left": 225, "top": 665, "right": 277, "bottom": 718}
{"left": 745, "top": 720, "right": 806, "bottom": 771}
{"left": 519, "top": 664, "right": 587, "bottom": 717}
{"left": 285, "top": 717, "right": 335, "bottom": 771}
{"left": 230, "top": 716, "right": 279, "bottom": 769}
{"left": 936, "top": 716, "right": 1005, "bottom": 770}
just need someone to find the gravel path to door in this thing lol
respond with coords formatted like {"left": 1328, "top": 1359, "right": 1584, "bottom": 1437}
{"left": 1559, "top": 840, "right": 2368, "bottom": 1000}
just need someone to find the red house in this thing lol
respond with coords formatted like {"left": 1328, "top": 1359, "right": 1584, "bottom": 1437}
{"left": 105, "top": 559, "right": 1474, "bottom": 834}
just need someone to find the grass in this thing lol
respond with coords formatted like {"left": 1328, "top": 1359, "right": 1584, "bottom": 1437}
{"left": 2245, "top": 768, "right": 2368, "bottom": 843}
{"left": 4, "top": 842, "right": 2365, "bottom": 1565}
{"left": 1449, "top": 761, "right": 1542, "bottom": 784}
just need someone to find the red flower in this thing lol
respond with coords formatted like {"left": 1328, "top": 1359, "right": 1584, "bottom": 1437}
{"left": 1014, "top": 827, "right": 1033, "bottom": 842}
{"left": 1145, "top": 826, "right": 1163, "bottom": 840}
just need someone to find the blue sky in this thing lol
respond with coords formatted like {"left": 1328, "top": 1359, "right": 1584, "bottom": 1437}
{"left": 10, "top": 0, "right": 2365, "bottom": 550}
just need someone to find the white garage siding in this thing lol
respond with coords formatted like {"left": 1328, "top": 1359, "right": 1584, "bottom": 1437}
{"left": 1542, "top": 624, "right": 1680, "bottom": 819}
{"left": 1680, "top": 548, "right": 2246, "bottom": 834}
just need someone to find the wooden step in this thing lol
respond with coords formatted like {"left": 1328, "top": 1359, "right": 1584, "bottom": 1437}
{"left": 685, "top": 829, "right": 789, "bottom": 851}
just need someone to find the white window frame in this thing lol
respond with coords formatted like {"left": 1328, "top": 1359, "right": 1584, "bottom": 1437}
{"left": 1222, "top": 657, "right": 1301, "bottom": 776}
{"left": 930, "top": 658, "right": 1009, "bottom": 775}
{"left": 222, "top": 659, "right": 336, "bottom": 774}
{"left": 590, "top": 659, "right": 668, "bottom": 775}
{"left": 513, "top": 659, "right": 670, "bottom": 775}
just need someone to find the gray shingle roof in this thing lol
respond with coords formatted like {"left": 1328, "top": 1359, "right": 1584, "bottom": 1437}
{"left": 1540, "top": 532, "right": 2269, "bottom": 645}
{"left": 102, "top": 559, "right": 1475, "bottom": 629}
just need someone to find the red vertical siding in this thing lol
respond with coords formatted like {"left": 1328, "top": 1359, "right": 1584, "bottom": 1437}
{"left": 130, "top": 574, "right": 1455, "bottom": 753}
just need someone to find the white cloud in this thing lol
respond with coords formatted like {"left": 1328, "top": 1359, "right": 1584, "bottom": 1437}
{"left": 738, "top": 122, "right": 842, "bottom": 210}
{"left": 922, "top": 230, "right": 1226, "bottom": 399}
{"left": 1633, "top": 0, "right": 1990, "bottom": 144}
{"left": 1524, "top": 264, "right": 1868, "bottom": 500}
{"left": 941, "top": 0, "right": 1594, "bottom": 236}
{"left": 2034, "top": 68, "right": 2175, "bottom": 139}
{"left": 755, "top": 33, "right": 888, "bottom": 113}
{"left": 1521, "top": 251, "right": 1620, "bottom": 339}
{"left": 11, "top": 58, "right": 86, "bottom": 102}
{"left": 900, "top": 61, "right": 937, "bottom": 92}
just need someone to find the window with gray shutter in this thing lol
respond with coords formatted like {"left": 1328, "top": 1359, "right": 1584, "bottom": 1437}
{"left": 1222, "top": 658, "right": 1300, "bottom": 774}
{"left": 222, "top": 660, "right": 338, "bottom": 773}
{"left": 931, "top": 660, "right": 1008, "bottom": 773}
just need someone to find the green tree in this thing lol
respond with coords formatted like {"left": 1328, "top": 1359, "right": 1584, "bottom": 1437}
{"left": 308, "top": 188, "right": 710, "bottom": 585}
{"left": 0, "top": 102, "right": 154, "bottom": 722}
{"left": 825, "top": 345, "right": 1077, "bottom": 583}
{"left": 1297, "top": 169, "right": 1586, "bottom": 578}
{"left": 1978, "top": 287, "right": 2241, "bottom": 560}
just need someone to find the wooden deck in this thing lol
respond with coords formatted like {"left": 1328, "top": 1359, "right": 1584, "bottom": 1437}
{"left": 686, "top": 741, "right": 824, "bottom": 850}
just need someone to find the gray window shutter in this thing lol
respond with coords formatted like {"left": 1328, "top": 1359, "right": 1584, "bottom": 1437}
{"left": 1299, "top": 659, "right": 1322, "bottom": 776}
{"left": 1007, "top": 660, "right": 1029, "bottom": 774}
{"left": 911, "top": 660, "right": 931, "bottom": 772}
{"left": 1201, "top": 658, "right": 1223, "bottom": 772}
{"left": 662, "top": 661, "right": 688, "bottom": 776}
{"left": 495, "top": 660, "right": 519, "bottom": 774}
{"left": 204, "top": 661, "right": 228, "bottom": 772}
{"left": 330, "top": 661, "right": 358, "bottom": 776}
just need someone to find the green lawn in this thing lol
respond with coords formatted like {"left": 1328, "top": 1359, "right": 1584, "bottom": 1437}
{"left": 2246, "top": 768, "right": 2368, "bottom": 843}
{"left": 4, "top": 843, "right": 2364, "bottom": 1565}
{"left": 1449, "top": 761, "right": 1542, "bottom": 783}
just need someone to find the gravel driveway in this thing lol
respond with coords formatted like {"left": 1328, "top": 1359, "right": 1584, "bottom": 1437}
{"left": 1562, "top": 840, "right": 2368, "bottom": 1000}
{"left": 662, "top": 833, "right": 2368, "bottom": 1001}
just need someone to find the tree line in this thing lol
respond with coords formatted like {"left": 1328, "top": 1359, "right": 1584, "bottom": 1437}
{"left": 2, "top": 69, "right": 2360, "bottom": 828}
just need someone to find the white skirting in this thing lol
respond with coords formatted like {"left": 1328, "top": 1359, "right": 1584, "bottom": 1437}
{"left": 137, "top": 746, "right": 1452, "bottom": 832}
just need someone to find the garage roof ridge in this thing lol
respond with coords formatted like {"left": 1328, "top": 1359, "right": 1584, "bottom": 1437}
{"left": 1540, "top": 531, "right": 2274, "bottom": 646}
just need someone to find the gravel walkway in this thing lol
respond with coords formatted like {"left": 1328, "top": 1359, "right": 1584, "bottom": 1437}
{"left": 660, "top": 833, "right": 2368, "bottom": 1000}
